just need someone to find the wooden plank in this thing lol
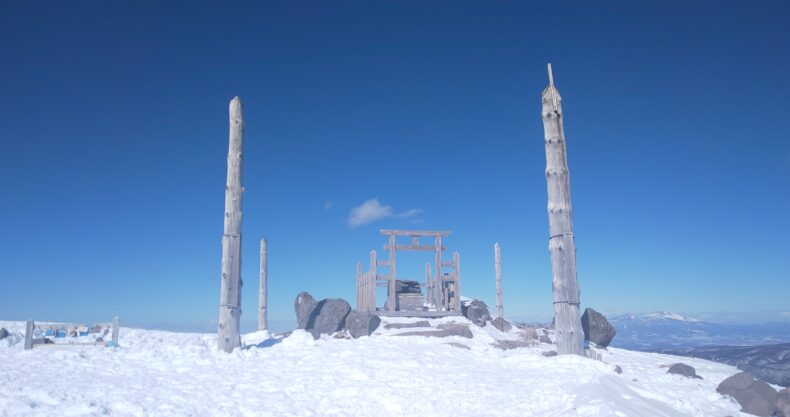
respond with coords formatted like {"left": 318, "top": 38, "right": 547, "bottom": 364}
{"left": 376, "top": 260, "right": 390, "bottom": 267}
{"left": 258, "top": 239, "right": 268, "bottom": 331}
{"left": 542, "top": 64, "right": 583, "bottom": 356}
{"left": 384, "top": 245, "right": 446, "bottom": 252}
{"left": 24, "top": 320, "right": 34, "bottom": 350}
{"left": 441, "top": 261, "right": 455, "bottom": 267}
{"left": 218, "top": 96, "right": 244, "bottom": 353}
{"left": 379, "top": 229, "right": 451, "bottom": 237}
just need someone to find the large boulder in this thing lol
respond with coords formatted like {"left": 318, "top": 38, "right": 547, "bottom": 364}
{"left": 777, "top": 388, "right": 790, "bottom": 417}
{"left": 462, "top": 299, "right": 491, "bottom": 327}
{"left": 667, "top": 363, "right": 702, "bottom": 379}
{"left": 581, "top": 308, "right": 616, "bottom": 348}
{"left": 294, "top": 292, "right": 318, "bottom": 329}
{"left": 305, "top": 298, "right": 352, "bottom": 339}
{"left": 717, "top": 372, "right": 778, "bottom": 417}
{"left": 0, "top": 328, "right": 8, "bottom": 340}
{"left": 491, "top": 317, "right": 512, "bottom": 332}
{"left": 345, "top": 310, "right": 381, "bottom": 338}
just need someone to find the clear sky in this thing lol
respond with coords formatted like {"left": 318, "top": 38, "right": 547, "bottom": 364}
{"left": 1, "top": 1, "right": 788, "bottom": 332}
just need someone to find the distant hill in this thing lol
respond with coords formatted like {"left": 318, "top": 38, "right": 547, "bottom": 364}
{"left": 608, "top": 312, "right": 790, "bottom": 350}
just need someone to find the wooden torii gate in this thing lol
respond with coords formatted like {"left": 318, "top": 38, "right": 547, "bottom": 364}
{"left": 357, "top": 229, "right": 461, "bottom": 316}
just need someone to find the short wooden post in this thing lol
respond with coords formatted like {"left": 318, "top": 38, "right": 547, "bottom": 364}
{"left": 495, "top": 242, "right": 503, "bottom": 318}
{"left": 258, "top": 239, "right": 268, "bottom": 331}
{"left": 111, "top": 316, "right": 120, "bottom": 345}
{"left": 434, "top": 235, "right": 443, "bottom": 310}
{"left": 356, "top": 261, "right": 363, "bottom": 310}
{"left": 453, "top": 252, "right": 461, "bottom": 312}
{"left": 218, "top": 96, "right": 244, "bottom": 353}
{"left": 424, "top": 262, "right": 432, "bottom": 307}
{"left": 24, "top": 320, "right": 34, "bottom": 350}
{"left": 370, "top": 250, "right": 377, "bottom": 311}
{"left": 387, "top": 235, "right": 397, "bottom": 311}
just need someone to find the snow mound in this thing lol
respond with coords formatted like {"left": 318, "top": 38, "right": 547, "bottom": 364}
{"left": 0, "top": 319, "right": 752, "bottom": 416}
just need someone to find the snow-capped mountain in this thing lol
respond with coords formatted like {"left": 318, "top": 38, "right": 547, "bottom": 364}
{"left": 608, "top": 312, "right": 790, "bottom": 350}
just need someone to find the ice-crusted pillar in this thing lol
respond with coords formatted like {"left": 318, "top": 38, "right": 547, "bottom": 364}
{"left": 218, "top": 96, "right": 244, "bottom": 353}
{"left": 541, "top": 64, "right": 584, "bottom": 356}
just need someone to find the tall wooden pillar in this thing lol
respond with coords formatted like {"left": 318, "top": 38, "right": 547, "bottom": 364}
{"left": 425, "top": 262, "right": 432, "bottom": 307}
{"left": 258, "top": 239, "right": 268, "bottom": 331}
{"left": 495, "top": 242, "right": 503, "bottom": 319}
{"left": 434, "top": 235, "right": 443, "bottom": 311}
{"left": 370, "top": 250, "right": 377, "bottom": 311}
{"left": 541, "top": 64, "right": 584, "bottom": 356}
{"left": 452, "top": 252, "right": 461, "bottom": 312}
{"left": 218, "top": 96, "right": 244, "bottom": 353}
{"left": 387, "top": 235, "right": 397, "bottom": 310}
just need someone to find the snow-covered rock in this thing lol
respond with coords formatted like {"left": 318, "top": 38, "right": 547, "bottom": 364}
{"left": 716, "top": 371, "right": 778, "bottom": 416}
{"left": 461, "top": 299, "right": 491, "bottom": 327}
{"left": 294, "top": 291, "right": 317, "bottom": 329}
{"left": 667, "top": 363, "right": 702, "bottom": 379}
{"left": 582, "top": 307, "right": 616, "bottom": 348}
{"left": 344, "top": 310, "right": 380, "bottom": 338}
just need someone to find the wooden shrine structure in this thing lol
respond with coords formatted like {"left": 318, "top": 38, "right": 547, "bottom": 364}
{"left": 356, "top": 229, "right": 461, "bottom": 316}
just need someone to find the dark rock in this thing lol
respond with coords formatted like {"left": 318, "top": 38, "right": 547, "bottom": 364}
{"left": 776, "top": 388, "right": 790, "bottom": 417}
{"left": 398, "top": 324, "right": 473, "bottom": 339}
{"left": 491, "top": 317, "right": 512, "bottom": 332}
{"left": 395, "top": 280, "right": 421, "bottom": 294}
{"left": 345, "top": 310, "right": 381, "bottom": 338}
{"left": 666, "top": 363, "right": 702, "bottom": 379}
{"left": 539, "top": 335, "right": 553, "bottom": 344}
{"left": 305, "top": 298, "right": 351, "bottom": 339}
{"left": 462, "top": 299, "right": 491, "bottom": 327}
{"left": 542, "top": 350, "right": 558, "bottom": 357}
{"left": 0, "top": 328, "right": 8, "bottom": 340}
{"left": 581, "top": 308, "right": 616, "bottom": 348}
{"left": 717, "top": 372, "right": 778, "bottom": 417}
{"left": 294, "top": 292, "right": 318, "bottom": 329}
{"left": 614, "top": 365, "right": 623, "bottom": 374}
{"left": 384, "top": 321, "right": 430, "bottom": 329}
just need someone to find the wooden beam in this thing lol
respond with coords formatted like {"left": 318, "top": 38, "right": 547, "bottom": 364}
{"left": 441, "top": 261, "right": 455, "bottom": 267}
{"left": 384, "top": 245, "right": 446, "bottom": 252}
{"left": 218, "top": 96, "right": 244, "bottom": 353}
{"left": 380, "top": 229, "right": 451, "bottom": 237}
{"left": 376, "top": 260, "right": 390, "bottom": 267}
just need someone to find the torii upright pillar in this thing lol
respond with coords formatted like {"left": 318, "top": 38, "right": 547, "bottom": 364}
{"left": 541, "top": 64, "right": 584, "bottom": 356}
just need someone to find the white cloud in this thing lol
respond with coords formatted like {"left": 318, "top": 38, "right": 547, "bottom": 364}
{"left": 348, "top": 198, "right": 422, "bottom": 227}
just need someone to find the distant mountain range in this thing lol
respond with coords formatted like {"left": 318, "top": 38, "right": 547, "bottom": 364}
{"left": 608, "top": 312, "right": 790, "bottom": 350}
{"left": 607, "top": 312, "right": 790, "bottom": 387}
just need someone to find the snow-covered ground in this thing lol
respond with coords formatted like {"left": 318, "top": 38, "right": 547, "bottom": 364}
{"left": 0, "top": 318, "right": 753, "bottom": 416}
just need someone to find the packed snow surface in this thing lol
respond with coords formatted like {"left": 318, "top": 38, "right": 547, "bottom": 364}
{"left": 0, "top": 318, "right": 754, "bottom": 416}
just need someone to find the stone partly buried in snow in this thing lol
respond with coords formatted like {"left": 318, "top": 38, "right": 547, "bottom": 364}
{"left": 344, "top": 310, "right": 381, "bottom": 338}
{"left": 776, "top": 388, "right": 790, "bottom": 417}
{"left": 581, "top": 307, "right": 616, "bottom": 348}
{"left": 0, "top": 327, "right": 8, "bottom": 340}
{"left": 397, "top": 323, "right": 473, "bottom": 339}
{"left": 305, "top": 298, "right": 352, "bottom": 339}
{"left": 716, "top": 371, "right": 778, "bottom": 417}
{"left": 294, "top": 292, "right": 318, "bottom": 329}
{"left": 666, "top": 363, "right": 702, "bottom": 379}
{"left": 461, "top": 299, "right": 491, "bottom": 327}
{"left": 491, "top": 317, "right": 512, "bottom": 332}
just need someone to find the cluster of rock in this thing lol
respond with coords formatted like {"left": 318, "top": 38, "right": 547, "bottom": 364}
{"left": 716, "top": 371, "right": 788, "bottom": 417}
{"left": 294, "top": 292, "right": 380, "bottom": 339}
{"left": 581, "top": 307, "right": 616, "bottom": 348}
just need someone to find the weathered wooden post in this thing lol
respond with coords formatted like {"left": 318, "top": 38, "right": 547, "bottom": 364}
{"left": 424, "top": 262, "right": 432, "bottom": 307}
{"left": 434, "top": 235, "right": 443, "bottom": 310}
{"left": 24, "top": 320, "right": 34, "bottom": 350}
{"left": 218, "top": 96, "right": 244, "bottom": 353}
{"left": 111, "top": 316, "right": 120, "bottom": 345}
{"left": 370, "top": 250, "right": 377, "bottom": 311}
{"left": 541, "top": 64, "right": 584, "bottom": 356}
{"left": 452, "top": 251, "right": 461, "bottom": 312}
{"left": 258, "top": 239, "right": 268, "bottom": 331}
{"left": 495, "top": 242, "right": 503, "bottom": 319}
{"left": 387, "top": 235, "right": 397, "bottom": 310}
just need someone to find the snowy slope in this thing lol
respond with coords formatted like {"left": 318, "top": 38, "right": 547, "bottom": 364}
{"left": 0, "top": 319, "right": 755, "bottom": 417}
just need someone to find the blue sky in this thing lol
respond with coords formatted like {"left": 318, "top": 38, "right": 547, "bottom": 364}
{"left": 1, "top": 1, "right": 788, "bottom": 332}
